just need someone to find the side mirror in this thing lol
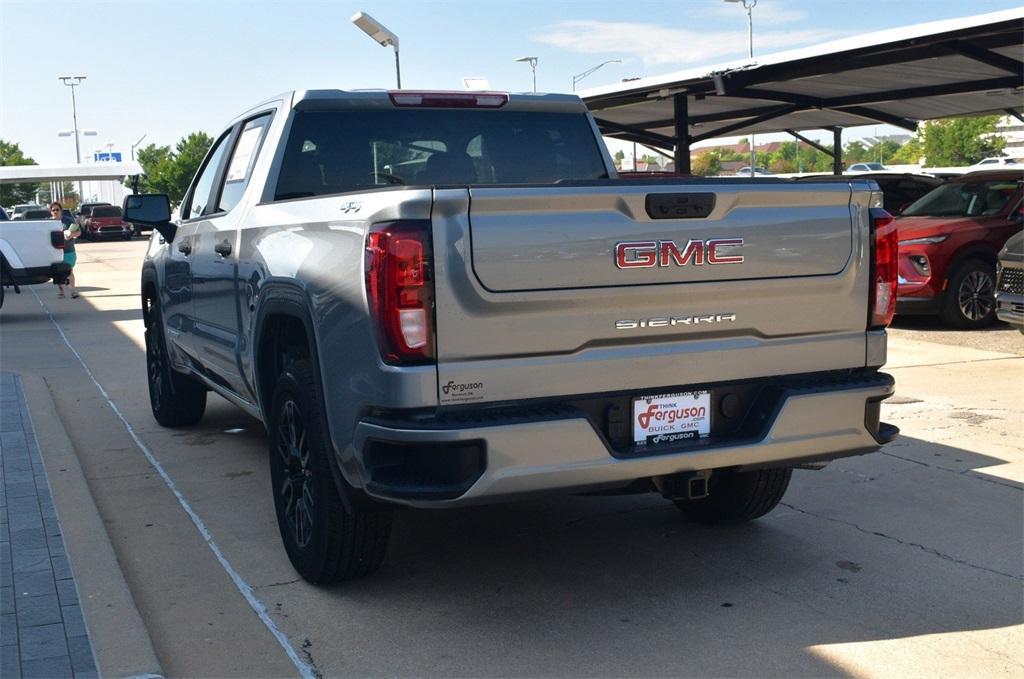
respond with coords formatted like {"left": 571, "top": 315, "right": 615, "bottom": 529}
{"left": 124, "top": 194, "right": 176, "bottom": 242}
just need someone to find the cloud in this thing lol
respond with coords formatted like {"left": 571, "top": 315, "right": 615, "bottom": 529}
{"left": 533, "top": 19, "right": 840, "bottom": 69}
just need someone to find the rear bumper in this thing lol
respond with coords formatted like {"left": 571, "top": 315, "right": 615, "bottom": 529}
{"left": 345, "top": 371, "right": 897, "bottom": 508}
{"left": 2, "top": 262, "right": 71, "bottom": 286}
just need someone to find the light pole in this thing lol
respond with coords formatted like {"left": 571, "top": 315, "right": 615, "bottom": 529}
{"left": 724, "top": 0, "right": 757, "bottom": 173}
{"left": 58, "top": 75, "right": 87, "bottom": 199}
{"left": 514, "top": 56, "right": 538, "bottom": 92}
{"left": 131, "top": 134, "right": 147, "bottom": 161}
{"left": 351, "top": 11, "right": 401, "bottom": 88}
{"left": 572, "top": 59, "right": 621, "bottom": 92}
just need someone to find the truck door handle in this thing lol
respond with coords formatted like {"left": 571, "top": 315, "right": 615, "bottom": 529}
{"left": 177, "top": 241, "right": 192, "bottom": 255}
{"left": 214, "top": 240, "right": 232, "bottom": 257}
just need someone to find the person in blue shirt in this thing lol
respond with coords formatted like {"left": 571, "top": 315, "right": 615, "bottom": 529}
{"left": 50, "top": 202, "right": 80, "bottom": 298}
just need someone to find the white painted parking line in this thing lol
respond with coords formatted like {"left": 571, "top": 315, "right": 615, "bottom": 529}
{"left": 31, "top": 288, "right": 315, "bottom": 679}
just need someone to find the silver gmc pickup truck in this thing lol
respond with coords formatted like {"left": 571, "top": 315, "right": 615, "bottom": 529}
{"left": 127, "top": 90, "right": 899, "bottom": 584}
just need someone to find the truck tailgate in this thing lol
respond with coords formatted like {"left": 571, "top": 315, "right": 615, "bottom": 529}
{"left": 430, "top": 181, "right": 875, "bottom": 406}
{"left": 468, "top": 183, "right": 853, "bottom": 290}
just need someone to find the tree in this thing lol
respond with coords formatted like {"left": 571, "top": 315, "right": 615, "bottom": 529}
{"left": 691, "top": 153, "right": 721, "bottom": 176}
{"left": 887, "top": 136, "right": 924, "bottom": 165}
{"left": 613, "top": 149, "right": 625, "bottom": 163}
{"left": 128, "top": 132, "right": 213, "bottom": 206}
{"left": 131, "top": 143, "right": 174, "bottom": 195}
{"left": 921, "top": 116, "right": 1005, "bottom": 166}
{"left": 0, "top": 139, "right": 41, "bottom": 206}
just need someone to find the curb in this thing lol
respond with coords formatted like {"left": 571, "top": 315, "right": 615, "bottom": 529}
{"left": 19, "top": 373, "right": 164, "bottom": 679}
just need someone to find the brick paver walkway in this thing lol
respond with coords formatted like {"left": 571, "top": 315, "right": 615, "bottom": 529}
{"left": 1, "top": 372, "right": 98, "bottom": 678}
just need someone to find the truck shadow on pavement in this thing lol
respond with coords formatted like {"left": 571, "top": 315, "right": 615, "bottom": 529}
{"left": 180, "top": 378, "right": 1021, "bottom": 679}
{"left": 890, "top": 315, "right": 1015, "bottom": 333}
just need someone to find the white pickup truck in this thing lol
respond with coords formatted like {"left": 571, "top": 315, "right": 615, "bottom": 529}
{"left": 0, "top": 211, "right": 70, "bottom": 308}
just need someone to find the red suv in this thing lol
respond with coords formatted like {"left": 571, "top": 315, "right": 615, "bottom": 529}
{"left": 895, "top": 170, "right": 1023, "bottom": 328}
{"left": 82, "top": 205, "right": 133, "bottom": 240}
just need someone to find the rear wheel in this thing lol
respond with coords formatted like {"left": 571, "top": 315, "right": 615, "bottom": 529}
{"left": 940, "top": 259, "right": 996, "bottom": 328}
{"left": 674, "top": 467, "right": 792, "bottom": 524}
{"left": 269, "top": 357, "right": 392, "bottom": 584}
{"left": 144, "top": 297, "right": 207, "bottom": 426}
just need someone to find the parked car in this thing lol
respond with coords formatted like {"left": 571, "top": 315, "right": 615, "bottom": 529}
{"left": 21, "top": 209, "right": 53, "bottom": 220}
{"left": 734, "top": 166, "right": 772, "bottom": 176}
{"left": 0, "top": 207, "right": 9, "bottom": 221}
{"left": 797, "top": 172, "right": 943, "bottom": 215}
{"left": 82, "top": 205, "right": 132, "bottom": 240}
{"left": 75, "top": 201, "right": 111, "bottom": 233}
{"left": 895, "top": 170, "right": 1023, "bottom": 328}
{"left": 847, "top": 162, "right": 887, "bottom": 172}
{"left": 995, "top": 230, "right": 1024, "bottom": 331}
{"left": 128, "top": 89, "right": 898, "bottom": 585}
{"left": 10, "top": 204, "right": 42, "bottom": 220}
{"left": 971, "top": 157, "right": 1019, "bottom": 169}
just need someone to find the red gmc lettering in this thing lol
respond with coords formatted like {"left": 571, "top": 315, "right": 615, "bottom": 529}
{"left": 616, "top": 241, "right": 658, "bottom": 268}
{"left": 659, "top": 239, "right": 704, "bottom": 266}
{"left": 616, "top": 238, "right": 743, "bottom": 269}
{"left": 707, "top": 238, "right": 744, "bottom": 264}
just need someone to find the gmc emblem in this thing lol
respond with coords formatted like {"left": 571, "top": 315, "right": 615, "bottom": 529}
{"left": 615, "top": 238, "right": 744, "bottom": 269}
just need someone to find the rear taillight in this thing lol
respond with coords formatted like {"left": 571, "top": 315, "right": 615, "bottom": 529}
{"left": 869, "top": 208, "right": 897, "bottom": 328}
{"left": 50, "top": 231, "right": 65, "bottom": 250}
{"left": 365, "top": 220, "right": 435, "bottom": 365}
{"left": 388, "top": 91, "right": 508, "bottom": 108}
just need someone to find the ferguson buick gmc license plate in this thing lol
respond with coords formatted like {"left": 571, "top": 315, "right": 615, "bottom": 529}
{"left": 633, "top": 391, "right": 711, "bottom": 445}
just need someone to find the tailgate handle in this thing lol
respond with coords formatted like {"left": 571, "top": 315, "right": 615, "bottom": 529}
{"left": 645, "top": 193, "right": 716, "bottom": 220}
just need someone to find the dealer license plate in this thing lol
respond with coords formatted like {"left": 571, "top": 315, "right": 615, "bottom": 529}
{"left": 633, "top": 391, "right": 711, "bottom": 445}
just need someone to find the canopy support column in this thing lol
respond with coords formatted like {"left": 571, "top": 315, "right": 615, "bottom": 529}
{"left": 832, "top": 128, "right": 843, "bottom": 175}
{"left": 674, "top": 94, "right": 691, "bottom": 175}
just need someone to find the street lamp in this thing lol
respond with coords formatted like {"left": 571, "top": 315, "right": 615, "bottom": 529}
{"left": 724, "top": 0, "right": 757, "bottom": 173}
{"left": 58, "top": 75, "right": 87, "bottom": 199}
{"left": 131, "top": 134, "right": 147, "bottom": 161}
{"left": 351, "top": 11, "right": 401, "bottom": 89}
{"left": 514, "top": 56, "right": 538, "bottom": 93}
{"left": 572, "top": 59, "right": 621, "bottom": 92}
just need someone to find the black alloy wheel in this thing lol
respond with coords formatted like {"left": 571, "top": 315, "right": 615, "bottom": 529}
{"left": 941, "top": 259, "right": 997, "bottom": 328}
{"left": 144, "top": 297, "right": 207, "bottom": 426}
{"left": 275, "top": 399, "right": 315, "bottom": 549}
{"left": 268, "top": 358, "right": 392, "bottom": 584}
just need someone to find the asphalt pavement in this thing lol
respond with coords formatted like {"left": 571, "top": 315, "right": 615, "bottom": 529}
{"left": 0, "top": 239, "right": 1021, "bottom": 678}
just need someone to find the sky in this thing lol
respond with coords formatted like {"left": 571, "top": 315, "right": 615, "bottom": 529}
{"left": 2, "top": 0, "right": 1021, "bottom": 166}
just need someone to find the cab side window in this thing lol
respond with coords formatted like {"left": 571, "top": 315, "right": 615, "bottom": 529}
{"left": 182, "top": 132, "right": 232, "bottom": 221}
{"left": 218, "top": 114, "right": 272, "bottom": 213}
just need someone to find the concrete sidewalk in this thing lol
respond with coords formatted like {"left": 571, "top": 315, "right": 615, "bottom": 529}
{"left": 1, "top": 371, "right": 161, "bottom": 679}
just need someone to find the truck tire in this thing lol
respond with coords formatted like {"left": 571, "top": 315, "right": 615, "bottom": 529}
{"left": 144, "top": 300, "right": 207, "bottom": 426}
{"left": 269, "top": 358, "right": 391, "bottom": 584}
{"left": 674, "top": 467, "right": 792, "bottom": 524}
{"left": 940, "top": 258, "right": 996, "bottom": 329}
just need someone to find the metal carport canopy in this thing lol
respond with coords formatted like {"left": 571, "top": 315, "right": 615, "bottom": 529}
{"left": 579, "top": 8, "right": 1023, "bottom": 173}
{"left": 0, "top": 162, "right": 144, "bottom": 184}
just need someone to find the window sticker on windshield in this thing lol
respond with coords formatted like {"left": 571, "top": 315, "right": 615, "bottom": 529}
{"left": 225, "top": 126, "right": 263, "bottom": 183}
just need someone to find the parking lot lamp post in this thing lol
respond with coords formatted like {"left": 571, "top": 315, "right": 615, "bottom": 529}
{"left": 131, "top": 134, "right": 147, "bottom": 161}
{"left": 514, "top": 56, "right": 538, "bottom": 92}
{"left": 351, "top": 12, "right": 401, "bottom": 89}
{"left": 58, "top": 75, "right": 86, "bottom": 199}
{"left": 572, "top": 59, "right": 621, "bottom": 92}
{"left": 724, "top": 0, "right": 757, "bottom": 173}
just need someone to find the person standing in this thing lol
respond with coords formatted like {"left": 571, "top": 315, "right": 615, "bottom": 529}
{"left": 51, "top": 201, "right": 79, "bottom": 299}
